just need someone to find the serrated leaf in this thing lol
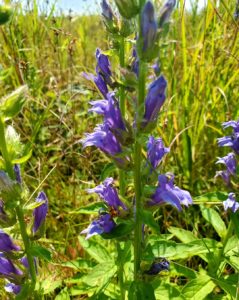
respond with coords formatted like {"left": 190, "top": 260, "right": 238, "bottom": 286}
{"left": 200, "top": 206, "right": 227, "bottom": 239}
{"left": 181, "top": 275, "right": 215, "bottom": 300}
{"left": 78, "top": 235, "right": 112, "bottom": 263}
{"left": 30, "top": 244, "right": 52, "bottom": 261}
{"left": 223, "top": 235, "right": 239, "bottom": 256}
{"left": 0, "top": 85, "right": 27, "bottom": 119}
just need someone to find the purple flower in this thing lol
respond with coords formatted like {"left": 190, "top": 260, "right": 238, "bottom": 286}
{"left": 216, "top": 152, "right": 237, "bottom": 175}
{"left": 87, "top": 177, "right": 127, "bottom": 211}
{"left": 141, "top": 1, "right": 157, "bottom": 52}
{"left": 89, "top": 93, "right": 126, "bottom": 132}
{"left": 20, "top": 256, "right": 38, "bottom": 275}
{"left": 131, "top": 47, "right": 139, "bottom": 76}
{"left": 147, "top": 136, "right": 170, "bottom": 169}
{"left": 13, "top": 164, "right": 22, "bottom": 184}
{"left": 223, "top": 193, "right": 239, "bottom": 213}
{"left": 142, "top": 76, "right": 167, "bottom": 128}
{"left": 81, "top": 213, "right": 116, "bottom": 239}
{"left": 218, "top": 119, "right": 239, "bottom": 154}
{"left": 33, "top": 192, "right": 48, "bottom": 234}
{"left": 149, "top": 173, "right": 193, "bottom": 210}
{"left": 83, "top": 72, "right": 108, "bottom": 98}
{"left": 0, "top": 257, "right": 23, "bottom": 281}
{"left": 145, "top": 258, "right": 170, "bottom": 275}
{"left": 215, "top": 170, "right": 231, "bottom": 185}
{"left": 0, "top": 230, "right": 20, "bottom": 252}
{"left": 101, "top": 0, "right": 114, "bottom": 20}
{"left": 96, "top": 48, "right": 112, "bottom": 85}
{"left": 158, "top": 0, "right": 176, "bottom": 28}
{"left": 5, "top": 283, "right": 21, "bottom": 295}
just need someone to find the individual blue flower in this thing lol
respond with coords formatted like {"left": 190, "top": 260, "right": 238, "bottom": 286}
{"left": 101, "top": 0, "right": 114, "bottom": 20}
{"left": 142, "top": 76, "right": 167, "bottom": 128}
{"left": 141, "top": 1, "right": 157, "bottom": 53}
{"left": 32, "top": 192, "right": 48, "bottom": 234}
{"left": 89, "top": 93, "right": 126, "bottom": 132}
{"left": 87, "top": 177, "right": 127, "bottom": 211}
{"left": 4, "top": 282, "right": 21, "bottom": 295}
{"left": 145, "top": 258, "right": 170, "bottom": 275}
{"left": 158, "top": 0, "right": 176, "bottom": 28}
{"left": 218, "top": 118, "right": 239, "bottom": 154}
{"left": 83, "top": 72, "right": 108, "bottom": 98}
{"left": 216, "top": 152, "right": 237, "bottom": 175}
{"left": 0, "top": 256, "right": 23, "bottom": 281}
{"left": 215, "top": 170, "right": 231, "bottom": 185}
{"left": 223, "top": 193, "right": 239, "bottom": 213}
{"left": 81, "top": 213, "right": 116, "bottom": 239}
{"left": 147, "top": 136, "right": 170, "bottom": 169}
{"left": 81, "top": 123, "right": 129, "bottom": 168}
{"left": 0, "top": 230, "right": 20, "bottom": 253}
{"left": 96, "top": 48, "right": 112, "bottom": 85}
{"left": 149, "top": 173, "right": 193, "bottom": 210}
{"left": 13, "top": 164, "right": 22, "bottom": 185}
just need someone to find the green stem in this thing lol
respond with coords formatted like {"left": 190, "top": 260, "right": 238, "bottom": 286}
{"left": 134, "top": 58, "right": 146, "bottom": 282}
{"left": 116, "top": 243, "right": 125, "bottom": 300}
{"left": 119, "top": 36, "right": 126, "bottom": 196}
{"left": 0, "top": 117, "right": 37, "bottom": 292}
{"left": 16, "top": 206, "right": 37, "bottom": 287}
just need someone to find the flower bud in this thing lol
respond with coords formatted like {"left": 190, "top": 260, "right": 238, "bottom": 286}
{"left": 32, "top": 192, "right": 48, "bottom": 238}
{"left": 158, "top": 0, "right": 176, "bottom": 28}
{"left": 115, "top": 0, "right": 139, "bottom": 19}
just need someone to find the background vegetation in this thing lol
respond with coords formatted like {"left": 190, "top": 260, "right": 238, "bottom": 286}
{"left": 0, "top": 0, "right": 238, "bottom": 298}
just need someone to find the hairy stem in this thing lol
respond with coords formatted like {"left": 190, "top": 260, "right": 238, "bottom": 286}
{"left": 134, "top": 57, "right": 146, "bottom": 282}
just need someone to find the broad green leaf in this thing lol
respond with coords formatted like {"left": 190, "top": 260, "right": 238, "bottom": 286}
{"left": 81, "top": 261, "right": 117, "bottom": 289}
{"left": 30, "top": 244, "right": 52, "bottom": 261}
{"left": 153, "top": 282, "right": 184, "bottom": 300}
{"left": 141, "top": 209, "right": 160, "bottom": 232}
{"left": 181, "top": 275, "right": 215, "bottom": 299}
{"left": 78, "top": 235, "right": 112, "bottom": 263}
{"left": 55, "top": 288, "right": 71, "bottom": 300}
{"left": 170, "top": 262, "right": 197, "bottom": 279}
{"left": 168, "top": 227, "right": 197, "bottom": 243}
{"left": 101, "top": 221, "right": 134, "bottom": 239}
{"left": 231, "top": 213, "right": 239, "bottom": 239}
{"left": 223, "top": 235, "right": 239, "bottom": 256}
{"left": 200, "top": 206, "right": 227, "bottom": 239}
{"left": 0, "top": 85, "right": 27, "bottom": 119}
{"left": 213, "top": 277, "right": 237, "bottom": 298}
{"left": 194, "top": 192, "right": 228, "bottom": 203}
{"left": 38, "top": 278, "right": 62, "bottom": 295}
{"left": 60, "top": 258, "right": 94, "bottom": 271}
{"left": 128, "top": 282, "right": 156, "bottom": 300}
{"left": 69, "top": 284, "right": 95, "bottom": 296}
{"left": 146, "top": 239, "right": 219, "bottom": 260}
{"left": 227, "top": 256, "right": 239, "bottom": 271}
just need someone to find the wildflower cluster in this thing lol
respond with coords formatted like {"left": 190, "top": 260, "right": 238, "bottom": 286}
{"left": 81, "top": 0, "right": 193, "bottom": 292}
{"left": 216, "top": 119, "right": 239, "bottom": 212}
{"left": 0, "top": 165, "right": 48, "bottom": 295}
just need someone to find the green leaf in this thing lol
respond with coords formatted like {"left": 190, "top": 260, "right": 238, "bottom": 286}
{"left": 153, "top": 282, "right": 183, "bottom": 300}
{"left": 101, "top": 221, "right": 134, "bottom": 239}
{"left": 231, "top": 213, "right": 239, "bottom": 239}
{"left": 15, "top": 283, "right": 32, "bottom": 300}
{"left": 171, "top": 262, "right": 197, "bottom": 279}
{"left": 71, "top": 202, "right": 105, "bottom": 215}
{"left": 100, "top": 163, "right": 117, "bottom": 181}
{"left": 200, "top": 206, "right": 227, "bottom": 239}
{"left": 213, "top": 277, "right": 237, "bottom": 298}
{"left": 194, "top": 192, "right": 228, "bottom": 203}
{"left": 0, "top": 85, "right": 27, "bottom": 119}
{"left": 38, "top": 278, "right": 62, "bottom": 295}
{"left": 168, "top": 227, "right": 197, "bottom": 243}
{"left": 140, "top": 209, "right": 160, "bottom": 232}
{"left": 181, "top": 275, "right": 215, "bottom": 299}
{"left": 12, "top": 150, "right": 32, "bottom": 164}
{"left": 60, "top": 258, "right": 94, "bottom": 271}
{"left": 227, "top": 256, "right": 239, "bottom": 271}
{"left": 223, "top": 235, "right": 239, "bottom": 256}
{"left": 55, "top": 288, "right": 71, "bottom": 300}
{"left": 128, "top": 282, "right": 156, "bottom": 300}
{"left": 146, "top": 239, "right": 219, "bottom": 260}
{"left": 30, "top": 244, "right": 52, "bottom": 261}
{"left": 78, "top": 235, "right": 112, "bottom": 263}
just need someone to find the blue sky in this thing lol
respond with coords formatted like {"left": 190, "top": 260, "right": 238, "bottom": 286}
{"left": 13, "top": 0, "right": 207, "bottom": 15}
